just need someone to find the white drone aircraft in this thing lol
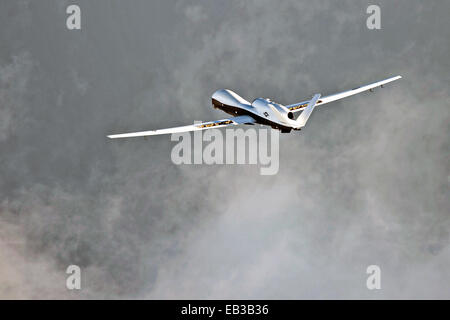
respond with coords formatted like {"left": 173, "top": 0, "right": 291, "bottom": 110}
{"left": 108, "top": 75, "right": 401, "bottom": 139}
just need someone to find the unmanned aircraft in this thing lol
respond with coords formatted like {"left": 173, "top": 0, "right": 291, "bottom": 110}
{"left": 108, "top": 75, "right": 401, "bottom": 139}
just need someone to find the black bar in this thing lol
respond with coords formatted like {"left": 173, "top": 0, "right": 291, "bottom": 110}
{"left": 0, "top": 300, "right": 447, "bottom": 318}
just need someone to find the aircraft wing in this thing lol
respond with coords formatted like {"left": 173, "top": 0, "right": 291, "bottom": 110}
{"left": 107, "top": 115, "right": 256, "bottom": 139}
{"left": 287, "top": 75, "right": 402, "bottom": 112}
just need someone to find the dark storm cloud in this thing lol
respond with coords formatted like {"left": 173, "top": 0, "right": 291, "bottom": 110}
{"left": 0, "top": 0, "right": 449, "bottom": 298}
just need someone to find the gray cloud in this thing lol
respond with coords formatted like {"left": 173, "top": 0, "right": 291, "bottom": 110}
{"left": 0, "top": 0, "right": 449, "bottom": 299}
{"left": 0, "top": 52, "right": 33, "bottom": 142}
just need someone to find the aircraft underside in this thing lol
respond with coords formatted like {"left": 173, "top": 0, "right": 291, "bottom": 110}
{"left": 212, "top": 98, "right": 293, "bottom": 132}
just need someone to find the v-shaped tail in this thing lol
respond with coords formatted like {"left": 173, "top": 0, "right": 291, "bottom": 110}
{"left": 294, "top": 94, "right": 321, "bottom": 128}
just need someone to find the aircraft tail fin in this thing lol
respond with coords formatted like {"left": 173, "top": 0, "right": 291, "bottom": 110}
{"left": 294, "top": 94, "right": 321, "bottom": 128}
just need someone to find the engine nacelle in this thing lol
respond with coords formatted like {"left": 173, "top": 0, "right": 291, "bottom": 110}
{"left": 252, "top": 98, "right": 293, "bottom": 120}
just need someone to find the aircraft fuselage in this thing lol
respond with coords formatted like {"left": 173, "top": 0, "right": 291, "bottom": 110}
{"left": 211, "top": 89, "right": 296, "bottom": 132}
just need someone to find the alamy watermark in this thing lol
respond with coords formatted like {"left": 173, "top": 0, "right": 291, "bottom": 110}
{"left": 366, "top": 265, "right": 381, "bottom": 290}
{"left": 66, "top": 5, "right": 81, "bottom": 30}
{"left": 170, "top": 124, "right": 280, "bottom": 175}
{"left": 66, "top": 265, "right": 81, "bottom": 290}
{"left": 366, "top": 5, "right": 381, "bottom": 30}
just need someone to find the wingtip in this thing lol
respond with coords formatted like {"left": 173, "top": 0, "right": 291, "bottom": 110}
{"left": 386, "top": 75, "right": 402, "bottom": 82}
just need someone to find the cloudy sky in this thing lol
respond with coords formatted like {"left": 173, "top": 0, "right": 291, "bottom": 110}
{"left": 0, "top": 0, "right": 449, "bottom": 299}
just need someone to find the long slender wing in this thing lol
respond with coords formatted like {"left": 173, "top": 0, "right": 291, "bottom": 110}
{"left": 287, "top": 75, "right": 402, "bottom": 112}
{"left": 107, "top": 115, "right": 255, "bottom": 139}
